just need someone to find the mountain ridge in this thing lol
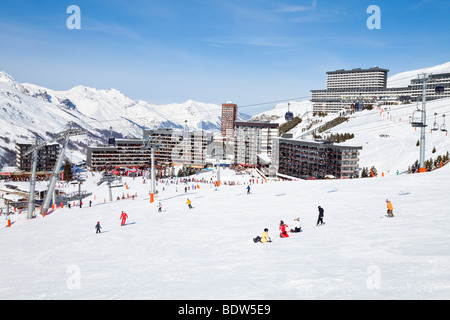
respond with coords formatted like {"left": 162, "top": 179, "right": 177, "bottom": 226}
{"left": 0, "top": 72, "right": 250, "bottom": 166}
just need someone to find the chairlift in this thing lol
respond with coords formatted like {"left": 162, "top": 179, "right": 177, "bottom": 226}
{"left": 410, "top": 109, "right": 426, "bottom": 128}
{"left": 285, "top": 103, "right": 294, "bottom": 122}
{"left": 435, "top": 86, "right": 445, "bottom": 95}
{"left": 431, "top": 113, "right": 439, "bottom": 132}
{"left": 441, "top": 114, "right": 447, "bottom": 132}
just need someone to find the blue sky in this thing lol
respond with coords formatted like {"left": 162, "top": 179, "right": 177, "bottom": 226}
{"left": 0, "top": 0, "right": 449, "bottom": 114}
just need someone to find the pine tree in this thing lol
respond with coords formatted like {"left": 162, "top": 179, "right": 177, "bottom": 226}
{"left": 63, "top": 159, "right": 73, "bottom": 182}
{"left": 361, "top": 167, "right": 369, "bottom": 178}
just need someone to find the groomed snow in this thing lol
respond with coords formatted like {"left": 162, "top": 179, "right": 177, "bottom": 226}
{"left": 1, "top": 166, "right": 450, "bottom": 300}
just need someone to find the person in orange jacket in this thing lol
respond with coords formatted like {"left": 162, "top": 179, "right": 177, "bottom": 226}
{"left": 186, "top": 198, "right": 192, "bottom": 209}
{"left": 120, "top": 211, "right": 128, "bottom": 226}
{"left": 279, "top": 220, "right": 289, "bottom": 238}
{"left": 386, "top": 199, "right": 394, "bottom": 217}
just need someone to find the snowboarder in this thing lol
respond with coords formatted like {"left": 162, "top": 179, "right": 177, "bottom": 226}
{"left": 79, "top": 200, "right": 82, "bottom": 208}
{"left": 89, "top": 200, "right": 92, "bottom": 207}
{"left": 247, "top": 185, "right": 251, "bottom": 194}
{"left": 279, "top": 220, "right": 289, "bottom": 238}
{"left": 386, "top": 199, "right": 394, "bottom": 217}
{"left": 186, "top": 199, "right": 192, "bottom": 209}
{"left": 290, "top": 217, "right": 302, "bottom": 233}
{"left": 95, "top": 221, "right": 102, "bottom": 234}
{"left": 158, "top": 202, "right": 162, "bottom": 212}
{"left": 317, "top": 206, "right": 324, "bottom": 226}
{"left": 120, "top": 211, "right": 128, "bottom": 226}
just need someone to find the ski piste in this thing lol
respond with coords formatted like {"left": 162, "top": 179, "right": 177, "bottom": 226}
{"left": 1, "top": 164, "right": 450, "bottom": 299}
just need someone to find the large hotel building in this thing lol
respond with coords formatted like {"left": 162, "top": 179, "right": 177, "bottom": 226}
{"left": 221, "top": 102, "right": 238, "bottom": 138}
{"left": 271, "top": 135, "right": 362, "bottom": 180}
{"left": 234, "top": 121, "right": 279, "bottom": 166}
{"left": 86, "top": 129, "right": 213, "bottom": 171}
{"left": 311, "top": 67, "right": 450, "bottom": 113}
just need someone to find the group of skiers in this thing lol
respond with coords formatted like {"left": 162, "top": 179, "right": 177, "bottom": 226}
{"left": 254, "top": 201, "right": 395, "bottom": 243}
{"left": 95, "top": 210, "right": 129, "bottom": 233}
{"left": 94, "top": 197, "right": 196, "bottom": 233}
{"left": 254, "top": 206, "right": 323, "bottom": 243}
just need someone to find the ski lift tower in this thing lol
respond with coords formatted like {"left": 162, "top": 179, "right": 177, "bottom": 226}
{"left": 418, "top": 74, "right": 429, "bottom": 173}
{"left": 40, "top": 122, "right": 86, "bottom": 216}
{"left": 21, "top": 140, "right": 45, "bottom": 219}
{"left": 97, "top": 171, "right": 122, "bottom": 202}
{"left": 143, "top": 136, "right": 162, "bottom": 203}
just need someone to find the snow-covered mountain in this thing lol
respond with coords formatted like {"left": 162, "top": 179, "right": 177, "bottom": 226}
{"left": 0, "top": 71, "right": 250, "bottom": 166}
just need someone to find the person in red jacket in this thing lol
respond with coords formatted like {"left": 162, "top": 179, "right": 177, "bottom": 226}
{"left": 120, "top": 211, "right": 128, "bottom": 226}
{"left": 279, "top": 220, "right": 289, "bottom": 238}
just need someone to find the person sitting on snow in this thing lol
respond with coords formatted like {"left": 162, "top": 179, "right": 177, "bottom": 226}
{"left": 253, "top": 228, "right": 272, "bottom": 243}
{"left": 290, "top": 217, "right": 302, "bottom": 233}
{"left": 279, "top": 220, "right": 289, "bottom": 238}
{"left": 386, "top": 199, "right": 394, "bottom": 218}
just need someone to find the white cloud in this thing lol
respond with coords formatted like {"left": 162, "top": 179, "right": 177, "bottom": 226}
{"left": 276, "top": 0, "right": 317, "bottom": 13}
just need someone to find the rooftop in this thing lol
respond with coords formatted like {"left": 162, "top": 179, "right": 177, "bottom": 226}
{"left": 327, "top": 67, "right": 389, "bottom": 75}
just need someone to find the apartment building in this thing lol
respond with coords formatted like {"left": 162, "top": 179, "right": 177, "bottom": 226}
{"left": 16, "top": 142, "right": 60, "bottom": 172}
{"left": 86, "top": 139, "right": 151, "bottom": 170}
{"left": 221, "top": 102, "right": 238, "bottom": 138}
{"left": 326, "top": 67, "right": 388, "bottom": 89}
{"left": 87, "top": 129, "right": 213, "bottom": 170}
{"left": 234, "top": 121, "right": 279, "bottom": 166}
{"left": 143, "top": 128, "right": 213, "bottom": 167}
{"left": 311, "top": 67, "right": 450, "bottom": 113}
{"left": 271, "top": 136, "right": 362, "bottom": 180}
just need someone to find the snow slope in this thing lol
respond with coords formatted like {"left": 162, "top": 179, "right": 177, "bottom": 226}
{"left": 319, "top": 98, "right": 450, "bottom": 174}
{"left": 387, "top": 62, "right": 450, "bottom": 88}
{"left": 251, "top": 100, "right": 312, "bottom": 124}
{"left": 1, "top": 166, "right": 450, "bottom": 299}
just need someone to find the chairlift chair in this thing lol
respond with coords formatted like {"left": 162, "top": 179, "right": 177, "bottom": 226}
{"left": 441, "top": 114, "right": 447, "bottom": 132}
{"left": 410, "top": 109, "right": 426, "bottom": 128}
{"left": 431, "top": 113, "right": 439, "bottom": 132}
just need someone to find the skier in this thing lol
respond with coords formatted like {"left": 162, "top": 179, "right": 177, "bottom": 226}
{"left": 89, "top": 200, "right": 92, "bottom": 207}
{"left": 95, "top": 221, "right": 102, "bottom": 234}
{"left": 386, "top": 199, "right": 394, "bottom": 217}
{"left": 279, "top": 220, "right": 289, "bottom": 238}
{"left": 247, "top": 185, "right": 251, "bottom": 194}
{"left": 158, "top": 202, "right": 162, "bottom": 212}
{"left": 186, "top": 198, "right": 192, "bottom": 209}
{"left": 316, "top": 206, "right": 324, "bottom": 226}
{"left": 120, "top": 211, "right": 128, "bottom": 226}
{"left": 290, "top": 217, "right": 302, "bottom": 233}
{"left": 79, "top": 200, "right": 82, "bottom": 208}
